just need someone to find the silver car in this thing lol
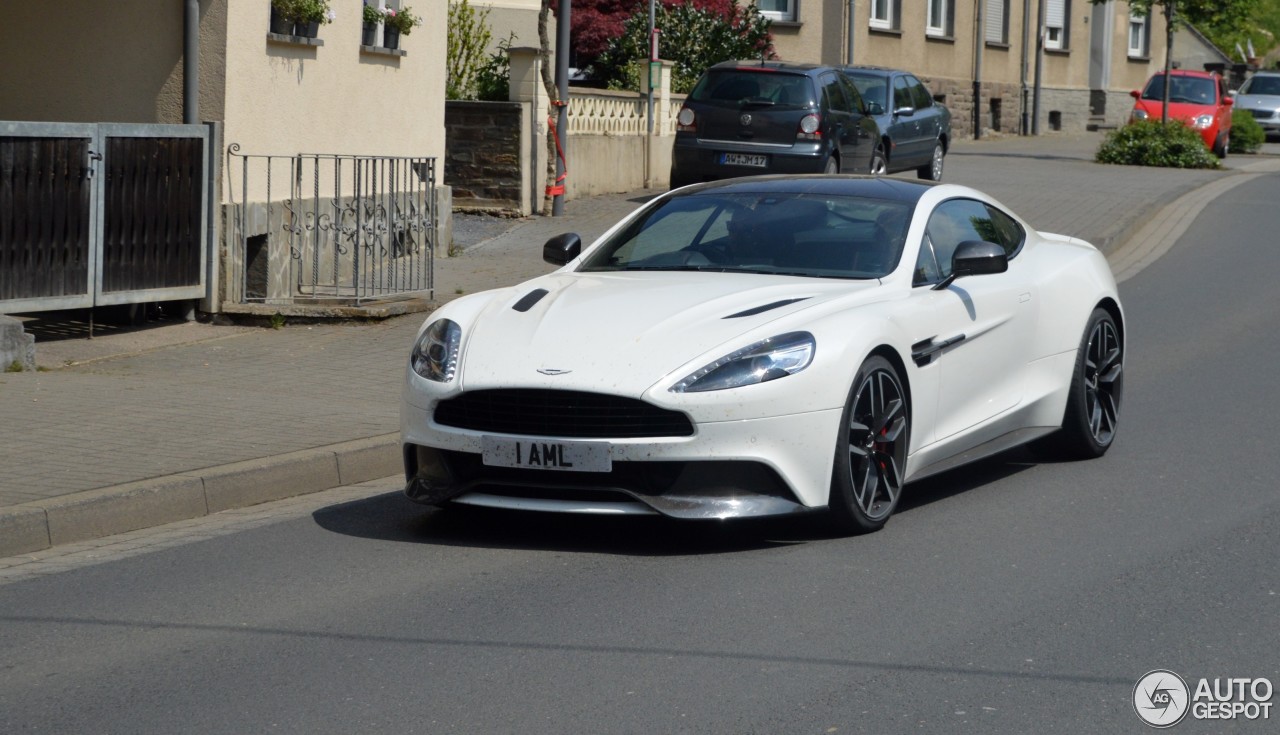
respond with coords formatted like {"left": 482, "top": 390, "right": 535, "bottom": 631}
{"left": 1234, "top": 71, "right": 1280, "bottom": 140}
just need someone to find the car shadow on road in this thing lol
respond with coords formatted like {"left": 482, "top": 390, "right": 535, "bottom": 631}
{"left": 314, "top": 449, "right": 1037, "bottom": 555}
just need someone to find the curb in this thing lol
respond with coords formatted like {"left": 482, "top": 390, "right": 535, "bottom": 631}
{"left": 0, "top": 434, "right": 401, "bottom": 558}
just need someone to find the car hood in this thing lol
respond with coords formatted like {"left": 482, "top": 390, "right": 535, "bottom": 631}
{"left": 459, "top": 271, "right": 885, "bottom": 395}
{"left": 1134, "top": 99, "right": 1221, "bottom": 121}
{"left": 1236, "top": 93, "right": 1280, "bottom": 112}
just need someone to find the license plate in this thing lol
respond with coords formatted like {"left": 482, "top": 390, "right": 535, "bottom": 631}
{"left": 480, "top": 436, "right": 611, "bottom": 473}
{"left": 720, "top": 152, "right": 768, "bottom": 168}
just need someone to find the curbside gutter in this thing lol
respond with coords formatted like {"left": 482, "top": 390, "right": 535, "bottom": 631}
{"left": 0, "top": 434, "right": 402, "bottom": 558}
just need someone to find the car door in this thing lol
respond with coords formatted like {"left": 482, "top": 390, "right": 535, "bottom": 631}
{"left": 838, "top": 73, "right": 878, "bottom": 168}
{"left": 891, "top": 75, "right": 926, "bottom": 165}
{"left": 819, "top": 71, "right": 863, "bottom": 172}
{"left": 899, "top": 198, "right": 1036, "bottom": 444}
{"left": 906, "top": 75, "right": 940, "bottom": 160}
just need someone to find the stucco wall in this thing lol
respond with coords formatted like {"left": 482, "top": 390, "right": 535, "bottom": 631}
{"left": 481, "top": 0, "right": 554, "bottom": 55}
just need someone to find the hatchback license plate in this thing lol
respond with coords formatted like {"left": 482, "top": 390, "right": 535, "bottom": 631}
{"left": 720, "top": 152, "right": 768, "bottom": 167}
{"left": 481, "top": 436, "right": 611, "bottom": 473}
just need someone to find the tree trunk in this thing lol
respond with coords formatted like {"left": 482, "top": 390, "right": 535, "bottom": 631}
{"left": 540, "top": 2, "right": 558, "bottom": 215}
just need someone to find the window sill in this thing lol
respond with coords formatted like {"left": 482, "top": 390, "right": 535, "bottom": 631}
{"left": 361, "top": 44, "right": 407, "bottom": 58}
{"left": 1044, "top": 47, "right": 1071, "bottom": 56}
{"left": 868, "top": 26, "right": 903, "bottom": 37}
{"left": 985, "top": 41, "right": 1011, "bottom": 50}
{"left": 770, "top": 20, "right": 802, "bottom": 30}
{"left": 1127, "top": 54, "right": 1151, "bottom": 63}
{"left": 267, "top": 32, "right": 324, "bottom": 47}
{"left": 925, "top": 33, "right": 955, "bottom": 44}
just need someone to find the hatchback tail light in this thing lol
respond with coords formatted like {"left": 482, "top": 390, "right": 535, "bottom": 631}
{"left": 797, "top": 113, "right": 821, "bottom": 141}
{"left": 677, "top": 107, "right": 696, "bottom": 132}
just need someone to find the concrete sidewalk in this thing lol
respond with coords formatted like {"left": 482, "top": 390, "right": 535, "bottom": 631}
{"left": 2, "top": 132, "right": 1277, "bottom": 556}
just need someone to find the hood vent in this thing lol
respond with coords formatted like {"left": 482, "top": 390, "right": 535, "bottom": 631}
{"left": 724, "top": 297, "right": 809, "bottom": 319}
{"left": 512, "top": 288, "right": 550, "bottom": 312}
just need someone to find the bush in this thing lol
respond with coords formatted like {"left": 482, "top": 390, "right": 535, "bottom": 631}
{"left": 593, "top": 1, "right": 773, "bottom": 95}
{"left": 1231, "top": 108, "right": 1267, "bottom": 154}
{"left": 447, "top": 0, "right": 493, "bottom": 100}
{"left": 474, "top": 34, "right": 516, "bottom": 102}
{"left": 1095, "top": 120, "right": 1221, "bottom": 169}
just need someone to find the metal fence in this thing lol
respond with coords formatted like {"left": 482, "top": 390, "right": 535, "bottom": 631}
{"left": 225, "top": 146, "right": 435, "bottom": 305}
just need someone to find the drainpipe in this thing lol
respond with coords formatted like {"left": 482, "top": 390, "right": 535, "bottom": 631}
{"left": 1020, "top": 0, "right": 1031, "bottom": 134}
{"left": 184, "top": 0, "right": 199, "bottom": 124}
{"left": 552, "top": 0, "right": 570, "bottom": 216}
{"left": 973, "top": 0, "right": 984, "bottom": 139}
{"left": 1033, "top": 0, "right": 1044, "bottom": 134}
{"left": 846, "top": 0, "right": 856, "bottom": 65}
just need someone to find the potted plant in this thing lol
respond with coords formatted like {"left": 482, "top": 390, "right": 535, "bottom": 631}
{"left": 269, "top": 0, "right": 297, "bottom": 34}
{"left": 362, "top": 2, "right": 387, "bottom": 46}
{"left": 291, "top": 0, "right": 334, "bottom": 39}
{"left": 381, "top": 6, "right": 420, "bottom": 50}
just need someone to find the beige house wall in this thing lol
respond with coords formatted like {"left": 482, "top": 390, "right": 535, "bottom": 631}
{"left": 480, "top": 0, "right": 554, "bottom": 55}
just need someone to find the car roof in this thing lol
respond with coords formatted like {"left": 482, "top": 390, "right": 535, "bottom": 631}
{"left": 842, "top": 66, "right": 904, "bottom": 76}
{"left": 1157, "top": 69, "right": 1218, "bottom": 79}
{"left": 709, "top": 60, "right": 833, "bottom": 76}
{"left": 675, "top": 175, "right": 938, "bottom": 204}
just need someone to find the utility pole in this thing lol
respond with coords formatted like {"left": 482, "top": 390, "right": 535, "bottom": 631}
{"left": 1033, "top": 0, "right": 1045, "bottom": 134}
{"left": 1020, "top": 0, "right": 1031, "bottom": 134}
{"left": 1162, "top": 0, "right": 1175, "bottom": 124}
{"left": 552, "top": 0, "right": 570, "bottom": 216}
{"left": 973, "top": 0, "right": 984, "bottom": 139}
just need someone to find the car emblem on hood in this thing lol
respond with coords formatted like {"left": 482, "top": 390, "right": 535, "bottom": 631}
{"left": 740, "top": 113, "right": 753, "bottom": 126}
{"left": 537, "top": 368, "right": 572, "bottom": 376}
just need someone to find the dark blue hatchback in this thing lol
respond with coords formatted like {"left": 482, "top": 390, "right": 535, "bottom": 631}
{"left": 669, "top": 61, "right": 884, "bottom": 189}
{"left": 842, "top": 66, "right": 952, "bottom": 181}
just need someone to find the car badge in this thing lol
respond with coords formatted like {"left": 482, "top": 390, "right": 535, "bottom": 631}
{"left": 537, "top": 368, "right": 572, "bottom": 376}
{"left": 740, "top": 113, "right": 753, "bottom": 126}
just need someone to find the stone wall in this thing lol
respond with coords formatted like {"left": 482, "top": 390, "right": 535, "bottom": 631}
{"left": 444, "top": 101, "right": 523, "bottom": 213}
{"left": 917, "top": 77, "right": 1025, "bottom": 139}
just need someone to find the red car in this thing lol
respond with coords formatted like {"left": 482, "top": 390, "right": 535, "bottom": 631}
{"left": 1129, "top": 70, "right": 1233, "bottom": 157}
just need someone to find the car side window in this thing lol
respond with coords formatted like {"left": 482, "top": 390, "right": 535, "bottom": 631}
{"left": 914, "top": 233, "right": 943, "bottom": 286}
{"left": 907, "top": 75, "right": 933, "bottom": 110}
{"left": 839, "top": 74, "right": 866, "bottom": 114}
{"left": 893, "top": 76, "right": 913, "bottom": 111}
{"left": 822, "top": 73, "right": 851, "bottom": 114}
{"left": 921, "top": 199, "right": 1023, "bottom": 282}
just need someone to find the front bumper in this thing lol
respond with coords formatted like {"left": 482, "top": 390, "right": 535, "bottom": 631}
{"left": 401, "top": 400, "right": 843, "bottom": 519}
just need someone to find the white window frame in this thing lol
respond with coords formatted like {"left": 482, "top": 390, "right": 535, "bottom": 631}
{"left": 1128, "top": 13, "right": 1149, "bottom": 58}
{"left": 870, "top": 0, "right": 893, "bottom": 30}
{"left": 757, "top": 0, "right": 797, "bottom": 23}
{"left": 927, "top": 0, "right": 949, "bottom": 37}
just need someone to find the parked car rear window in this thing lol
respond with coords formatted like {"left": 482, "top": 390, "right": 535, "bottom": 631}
{"left": 688, "top": 70, "right": 815, "bottom": 109}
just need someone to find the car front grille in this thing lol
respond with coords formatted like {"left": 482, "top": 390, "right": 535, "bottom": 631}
{"left": 433, "top": 389, "right": 695, "bottom": 438}
{"left": 1250, "top": 108, "right": 1275, "bottom": 120}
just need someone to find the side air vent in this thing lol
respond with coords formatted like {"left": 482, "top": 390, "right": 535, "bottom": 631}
{"left": 512, "top": 289, "right": 550, "bottom": 312}
{"left": 724, "top": 297, "right": 809, "bottom": 319}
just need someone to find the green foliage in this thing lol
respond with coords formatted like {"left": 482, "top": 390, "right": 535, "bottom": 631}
{"left": 363, "top": 3, "right": 385, "bottom": 25}
{"left": 1096, "top": 120, "right": 1221, "bottom": 168}
{"left": 1092, "top": 0, "right": 1274, "bottom": 60}
{"left": 475, "top": 34, "right": 517, "bottom": 102}
{"left": 5, "top": 360, "right": 23, "bottom": 373}
{"left": 270, "top": 312, "right": 286, "bottom": 330}
{"left": 447, "top": 0, "right": 494, "bottom": 100}
{"left": 1231, "top": 108, "right": 1268, "bottom": 152}
{"left": 594, "top": 1, "right": 774, "bottom": 95}
{"left": 274, "top": 0, "right": 334, "bottom": 24}
{"left": 386, "top": 5, "right": 421, "bottom": 34}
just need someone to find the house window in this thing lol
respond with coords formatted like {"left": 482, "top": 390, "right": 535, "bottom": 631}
{"left": 870, "top": 0, "right": 896, "bottom": 30}
{"left": 1128, "top": 12, "right": 1149, "bottom": 57}
{"left": 757, "top": 0, "right": 796, "bottom": 23}
{"left": 927, "top": 0, "right": 948, "bottom": 36}
{"left": 1044, "top": 0, "right": 1069, "bottom": 50}
{"left": 985, "top": 0, "right": 1009, "bottom": 44}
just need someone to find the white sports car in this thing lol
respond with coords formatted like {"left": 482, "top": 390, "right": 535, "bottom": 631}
{"left": 401, "top": 176, "right": 1124, "bottom": 533}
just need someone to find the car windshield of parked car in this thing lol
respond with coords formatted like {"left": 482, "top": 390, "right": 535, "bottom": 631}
{"left": 578, "top": 192, "right": 913, "bottom": 279}
{"left": 1141, "top": 74, "right": 1217, "bottom": 104}
{"left": 688, "top": 70, "right": 815, "bottom": 109}
{"left": 846, "top": 73, "right": 890, "bottom": 113}
{"left": 1240, "top": 75, "right": 1280, "bottom": 96}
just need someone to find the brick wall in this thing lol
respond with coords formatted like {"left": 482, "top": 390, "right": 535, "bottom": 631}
{"left": 444, "top": 101, "right": 523, "bottom": 213}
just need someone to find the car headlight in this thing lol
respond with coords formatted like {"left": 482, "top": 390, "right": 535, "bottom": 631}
{"left": 671, "top": 332, "right": 815, "bottom": 393}
{"left": 410, "top": 319, "right": 461, "bottom": 382}
{"left": 1193, "top": 114, "right": 1213, "bottom": 129}
{"left": 1130, "top": 108, "right": 1148, "bottom": 121}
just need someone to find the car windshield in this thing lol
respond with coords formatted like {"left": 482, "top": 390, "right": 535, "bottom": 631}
{"left": 846, "top": 73, "right": 890, "bottom": 111}
{"left": 1240, "top": 75, "right": 1280, "bottom": 96}
{"left": 1141, "top": 74, "right": 1217, "bottom": 104}
{"left": 578, "top": 191, "right": 914, "bottom": 279}
{"left": 687, "top": 70, "right": 815, "bottom": 109}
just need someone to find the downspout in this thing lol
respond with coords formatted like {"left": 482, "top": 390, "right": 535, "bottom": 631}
{"left": 1033, "top": 0, "right": 1044, "bottom": 134}
{"left": 973, "top": 0, "right": 984, "bottom": 139}
{"left": 1020, "top": 0, "right": 1031, "bottom": 134}
{"left": 184, "top": 0, "right": 199, "bottom": 124}
{"left": 847, "top": 0, "right": 857, "bottom": 65}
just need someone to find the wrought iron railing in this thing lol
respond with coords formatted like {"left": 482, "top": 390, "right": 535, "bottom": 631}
{"left": 225, "top": 146, "right": 434, "bottom": 305}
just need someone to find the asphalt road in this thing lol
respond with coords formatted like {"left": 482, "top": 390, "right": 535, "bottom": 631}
{"left": 3, "top": 174, "right": 1279, "bottom": 734}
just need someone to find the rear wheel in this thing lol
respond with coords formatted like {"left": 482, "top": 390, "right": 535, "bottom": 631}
{"left": 917, "top": 141, "right": 945, "bottom": 180}
{"left": 869, "top": 146, "right": 887, "bottom": 176}
{"left": 829, "top": 356, "right": 909, "bottom": 534}
{"left": 823, "top": 155, "right": 839, "bottom": 175}
{"left": 1037, "top": 308, "right": 1123, "bottom": 459}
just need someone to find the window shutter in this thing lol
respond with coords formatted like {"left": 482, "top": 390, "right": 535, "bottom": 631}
{"left": 893, "top": 0, "right": 902, "bottom": 30}
{"left": 946, "top": 0, "right": 955, "bottom": 37}
{"left": 1046, "top": 0, "right": 1065, "bottom": 28}
{"left": 985, "top": 0, "right": 1005, "bottom": 43}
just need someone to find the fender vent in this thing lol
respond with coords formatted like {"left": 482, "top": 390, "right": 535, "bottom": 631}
{"left": 724, "top": 297, "right": 809, "bottom": 319}
{"left": 512, "top": 289, "right": 550, "bottom": 312}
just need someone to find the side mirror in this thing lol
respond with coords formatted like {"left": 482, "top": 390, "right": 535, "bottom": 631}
{"left": 894, "top": 106, "right": 915, "bottom": 117}
{"left": 1129, "top": 89, "right": 1141, "bottom": 99}
{"left": 1224, "top": 96, "right": 1235, "bottom": 106}
{"left": 543, "top": 233, "right": 582, "bottom": 265}
{"left": 952, "top": 240, "right": 1008, "bottom": 277}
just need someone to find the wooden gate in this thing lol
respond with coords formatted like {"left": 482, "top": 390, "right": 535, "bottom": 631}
{"left": 0, "top": 122, "right": 210, "bottom": 314}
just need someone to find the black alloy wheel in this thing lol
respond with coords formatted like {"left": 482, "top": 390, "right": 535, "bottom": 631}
{"left": 1041, "top": 308, "right": 1124, "bottom": 459}
{"left": 830, "top": 356, "right": 909, "bottom": 533}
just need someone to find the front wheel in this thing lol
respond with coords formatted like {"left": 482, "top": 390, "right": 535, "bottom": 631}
{"left": 1213, "top": 133, "right": 1230, "bottom": 158}
{"left": 917, "top": 141, "right": 944, "bottom": 180}
{"left": 869, "top": 146, "right": 887, "bottom": 176}
{"left": 829, "top": 356, "right": 909, "bottom": 534}
{"left": 1039, "top": 308, "right": 1124, "bottom": 459}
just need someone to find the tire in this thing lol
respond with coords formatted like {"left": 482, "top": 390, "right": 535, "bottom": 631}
{"left": 1038, "top": 308, "right": 1124, "bottom": 459}
{"left": 869, "top": 146, "right": 887, "bottom": 176}
{"left": 917, "top": 141, "right": 945, "bottom": 180}
{"left": 823, "top": 155, "right": 839, "bottom": 175}
{"left": 829, "top": 355, "right": 909, "bottom": 534}
{"left": 1213, "top": 133, "right": 1229, "bottom": 158}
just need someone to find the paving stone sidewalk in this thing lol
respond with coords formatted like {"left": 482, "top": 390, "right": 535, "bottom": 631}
{"left": 0, "top": 131, "right": 1271, "bottom": 555}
